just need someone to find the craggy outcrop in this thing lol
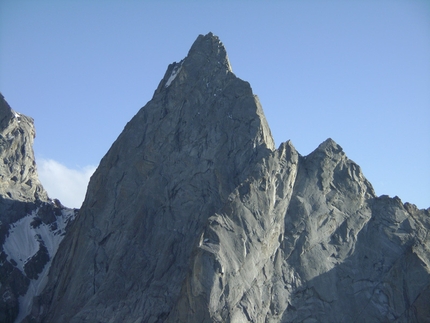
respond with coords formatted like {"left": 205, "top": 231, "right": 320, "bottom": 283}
{"left": 0, "top": 94, "right": 76, "bottom": 323}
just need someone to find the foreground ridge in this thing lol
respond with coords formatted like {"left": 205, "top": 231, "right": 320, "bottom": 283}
{"left": 4, "top": 33, "right": 429, "bottom": 323}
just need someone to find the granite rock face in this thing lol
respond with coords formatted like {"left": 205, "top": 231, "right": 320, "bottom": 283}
{"left": 27, "top": 33, "right": 430, "bottom": 323}
{"left": 0, "top": 94, "right": 76, "bottom": 323}
{"left": 0, "top": 94, "right": 47, "bottom": 208}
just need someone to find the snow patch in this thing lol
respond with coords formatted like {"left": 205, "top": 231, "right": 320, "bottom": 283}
{"left": 3, "top": 213, "right": 39, "bottom": 272}
{"left": 3, "top": 207, "right": 76, "bottom": 323}
{"left": 165, "top": 61, "right": 183, "bottom": 88}
{"left": 3, "top": 207, "right": 76, "bottom": 273}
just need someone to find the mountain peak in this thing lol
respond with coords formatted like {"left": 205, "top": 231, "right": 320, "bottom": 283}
{"left": 157, "top": 33, "right": 233, "bottom": 92}
{"left": 315, "top": 137, "right": 343, "bottom": 155}
{"left": 153, "top": 33, "right": 274, "bottom": 151}
{"left": 33, "top": 32, "right": 277, "bottom": 322}
{"left": 187, "top": 32, "right": 233, "bottom": 72}
{"left": 26, "top": 34, "right": 430, "bottom": 323}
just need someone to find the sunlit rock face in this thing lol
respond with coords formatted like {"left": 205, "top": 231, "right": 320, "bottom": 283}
{"left": 0, "top": 93, "right": 48, "bottom": 207}
{"left": 22, "top": 33, "right": 430, "bottom": 323}
{"left": 0, "top": 94, "right": 76, "bottom": 323}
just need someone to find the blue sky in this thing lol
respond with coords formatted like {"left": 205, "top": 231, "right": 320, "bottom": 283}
{"left": 1, "top": 0, "right": 429, "bottom": 209}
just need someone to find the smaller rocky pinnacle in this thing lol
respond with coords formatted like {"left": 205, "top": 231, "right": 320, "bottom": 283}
{"left": 314, "top": 137, "right": 344, "bottom": 155}
{"left": 0, "top": 94, "right": 48, "bottom": 203}
{"left": 0, "top": 95, "right": 76, "bottom": 323}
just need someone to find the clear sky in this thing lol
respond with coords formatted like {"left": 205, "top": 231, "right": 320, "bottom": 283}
{"left": 1, "top": 0, "right": 429, "bottom": 209}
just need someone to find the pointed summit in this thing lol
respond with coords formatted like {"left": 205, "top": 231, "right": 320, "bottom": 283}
{"left": 187, "top": 32, "right": 233, "bottom": 72}
{"left": 312, "top": 137, "right": 344, "bottom": 157}
{"left": 156, "top": 33, "right": 233, "bottom": 93}
{"left": 34, "top": 33, "right": 275, "bottom": 322}
{"left": 152, "top": 33, "right": 274, "bottom": 150}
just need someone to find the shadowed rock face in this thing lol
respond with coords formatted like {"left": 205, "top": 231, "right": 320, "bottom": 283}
{"left": 26, "top": 33, "right": 429, "bottom": 323}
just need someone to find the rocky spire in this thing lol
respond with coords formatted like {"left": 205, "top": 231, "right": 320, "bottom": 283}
{"left": 155, "top": 32, "right": 233, "bottom": 93}
{"left": 28, "top": 34, "right": 430, "bottom": 323}
{"left": 33, "top": 33, "right": 276, "bottom": 322}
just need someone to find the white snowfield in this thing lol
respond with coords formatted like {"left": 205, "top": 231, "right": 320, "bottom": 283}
{"left": 3, "top": 207, "right": 76, "bottom": 323}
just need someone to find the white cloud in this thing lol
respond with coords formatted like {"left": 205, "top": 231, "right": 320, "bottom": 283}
{"left": 37, "top": 159, "right": 96, "bottom": 208}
